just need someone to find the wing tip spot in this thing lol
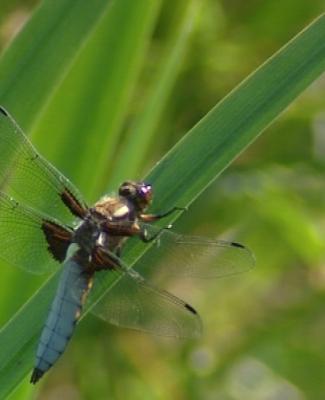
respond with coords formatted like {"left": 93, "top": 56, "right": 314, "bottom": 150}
{"left": 231, "top": 241, "right": 245, "bottom": 249}
{"left": 231, "top": 241, "right": 256, "bottom": 268}
{"left": 185, "top": 303, "right": 197, "bottom": 315}
{"left": 0, "top": 106, "right": 8, "bottom": 117}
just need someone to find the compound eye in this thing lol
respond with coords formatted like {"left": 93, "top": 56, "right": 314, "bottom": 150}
{"left": 139, "top": 184, "right": 152, "bottom": 201}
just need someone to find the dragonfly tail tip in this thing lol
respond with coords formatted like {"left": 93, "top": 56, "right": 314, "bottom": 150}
{"left": 30, "top": 368, "right": 44, "bottom": 384}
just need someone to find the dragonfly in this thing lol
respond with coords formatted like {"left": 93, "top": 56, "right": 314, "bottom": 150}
{"left": 0, "top": 106, "right": 255, "bottom": 384}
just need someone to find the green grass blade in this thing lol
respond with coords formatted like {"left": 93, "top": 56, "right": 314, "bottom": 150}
{"left": 0, "top": 276, "right": 58, "bottom": 398}
{"left": 146, "top": 14, "right": 325, "bottom": 213}
{"left": 0, "top": 12, "right": 324, "bottom": 399}
{"left": 0, "top": 0, "right": 110, "bottom": 129}
{"left": 32, "top": 0, "right": 162, "bottom": 200}
{"left": 108, "top": 0, "right": 200, "bottom": 189}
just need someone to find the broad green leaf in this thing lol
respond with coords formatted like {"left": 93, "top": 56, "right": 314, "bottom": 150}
{"left": 0, "top": 0, "right": 111, "bottom": 129}
{"left": 145, "top": 14, "right": 325, "bottom": 212}
{"left": 32, "top": 0, "right": 162, "bottom": 199}
{"left": 0, "top": 11, "right": 324, "bottom": 399}
{"left": 108, "top": 0, "right": 200, "bottom": 189}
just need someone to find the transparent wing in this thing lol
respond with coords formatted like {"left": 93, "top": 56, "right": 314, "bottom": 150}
{"left": 0, "top": 192, "right": 71, "bottom": 274}
{"left": 136, "top": 223, "right": 255, "bottom": 279}
{"left": 88, "top": 261, "right": 202, "bottom": 338}
{"left": 0, "top": 107, "right": 87, "bottom": 224}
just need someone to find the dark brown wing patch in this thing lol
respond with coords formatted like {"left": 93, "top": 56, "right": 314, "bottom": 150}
{"left": 42, "top": 220, "right": 72, "bottom": 262}
{"left": 61, "top": 188, "right": 87, "bottom": 219}
{"left": 91, "top": 246, "right": 119, "bottom": 272}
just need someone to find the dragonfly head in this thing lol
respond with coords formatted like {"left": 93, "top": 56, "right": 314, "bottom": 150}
{"left": 119, "top": 181, "right": 152, "bottom": 211}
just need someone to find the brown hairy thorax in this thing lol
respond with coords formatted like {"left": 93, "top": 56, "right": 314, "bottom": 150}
{"left": 91, "top": 195, "right": 137, "bottom": 258}
{"left": 94, "top": 195, "right": 131, "bottom": 221}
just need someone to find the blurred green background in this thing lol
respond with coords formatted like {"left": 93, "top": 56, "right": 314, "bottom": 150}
{"left": 0, "top": 1, "right": 325, "bottom": 399}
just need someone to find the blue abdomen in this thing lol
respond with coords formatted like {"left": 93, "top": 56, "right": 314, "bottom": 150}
{"left": 30, "top": 256, "right": 93, "bottom": 383}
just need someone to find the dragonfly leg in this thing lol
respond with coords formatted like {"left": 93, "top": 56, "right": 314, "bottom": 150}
{"left": 140, "top": 225, "right": 172, "bottom": 243}
{"left": 92, "top": 245, "right": 135, "bottom": 275}
{"left": 139, "top": 206, "right": 187, "bottom": 222}
{"left": 114, "top": 243, "right": 123, "bottom": 258}
{"left": 102, "top": 221, "right": 141, "bottom": 237}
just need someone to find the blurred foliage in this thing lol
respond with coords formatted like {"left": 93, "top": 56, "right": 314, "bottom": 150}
{"left": 0, "top": 0, "right": 324, "bottom": 399}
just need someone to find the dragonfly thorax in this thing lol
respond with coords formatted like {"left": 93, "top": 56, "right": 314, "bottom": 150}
{"left": 73, "top": 215, "right": 101, "bottom": 255}
{"left": 94, "top": 195, "right": 133, "bottom": 221}
{"left": 73, "top": 197, "right": 136, "bottom": 258}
